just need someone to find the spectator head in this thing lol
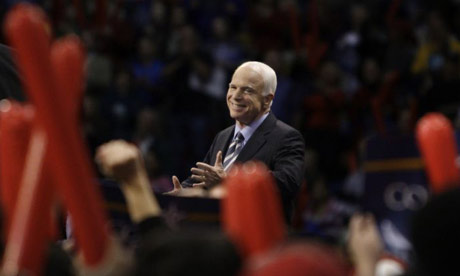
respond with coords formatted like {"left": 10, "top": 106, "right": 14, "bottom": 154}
{"left": 360, "top": 57, "right": 381, "bottom": 86}
{"left": 150, "top": 1, "right": 166, "bottom": 24}
{"left": 135, "top": 108, "right": 160, "bottom": 138}
{"left": 212, "top": 17, "right": 229, "bottom": 40}
{"left": 317, "top": 61, "right": 342, "bottom": 89}
{"left": 114, "top": 70, "right": 132, "bottom": 95}
{"left": 138, "top": 37, "right": 156, "bottom": 62}
{"left": 411, "top": 187, "right": 460, "bottom": 276}
{"left": 263, "top": 50, "right": 283, "bottom": 75}
{"left": 427, "top": 11, "right": 449, "bottom": 43}
{"left": 135, "top": 230, "right": 241, "bottom": 276}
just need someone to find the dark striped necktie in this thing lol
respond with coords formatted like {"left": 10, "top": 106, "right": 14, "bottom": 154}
{"left": 223, "top": 132, "right": 245, "bottom": 171}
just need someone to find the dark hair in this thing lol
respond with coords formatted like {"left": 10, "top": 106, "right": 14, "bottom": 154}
{"left": 135, "top": 229, "right": 241, "bottom": 276}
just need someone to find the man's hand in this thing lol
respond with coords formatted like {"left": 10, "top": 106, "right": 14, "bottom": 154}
{"left": 164, "top": 175, "right": 207, "bottom": 197}
{"left": 190, "top": 151, "right": 226, "bottom": 188}
{"left": 164, "top": 175, "right": 183, "bottom": 195}
{"left": 95, "top": 140, "right": 144, "bottom": 182}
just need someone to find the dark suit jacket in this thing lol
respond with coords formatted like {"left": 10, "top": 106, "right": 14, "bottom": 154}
{"left": 183, "top": 112, "right": 305, "bottom": 221}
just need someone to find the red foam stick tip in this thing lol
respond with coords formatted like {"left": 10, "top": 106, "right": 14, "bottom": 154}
{"left": 51, "top": 36, "right": 86, "bottom": 118}
{"left": 4, "top": 3, "right": 51, "bottom": 44}
{"left": 222, "top": 162, "right": 285, "bottom": 258}
{"left": 416, "top": 113, "right": 460, "bottom": 193}
{"left": 3, "top": 3, "right": 54, "bottom": 110}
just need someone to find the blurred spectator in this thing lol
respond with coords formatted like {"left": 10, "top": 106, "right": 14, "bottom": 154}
{"left": 351, "top": 57, "right": 401, "bottom": 138}
{"left": 132, "top": 107, "right": 173, "bottom": 176}
{"left": 412, "top": 11, "right": 460, "bottom": 75}
{"left": 84, "top": 30, "right": 113, "bottom": 91}
{"left": 383, "top": 20, "right": 415, "bottom": 74}
{"left": 81, "top": 94, "right": 110, "bottom": 156}
{"left": 409, "top": 187, "right": 460, "bottom": 276}
{"left": 300, "top": 60, "right": 350, "bottom": 189}
{"left": 412, "top": 11, "right": 460, "bottom": 119}
{"left": 207, "top": 16, "right": 244, "bottom": 73}
{"left": 264, "top": 49, "right": 295, "bottom": 124}
{"left": 248, "top": 0, "right": 292, "bottom": 52}
{"left": 100, "top": 70, "right": 138, "bottom": 140}
{"left": 143, "top": 1, "right": 168, "bottom": 55}
{"left": 163, "top": 25, "right": 223, "bottom": 176}
{"left": 131, "top": 36, "right": 164, "bottom": 96}
{"left": 132, "top": 108, "right": 163, "bottom": 155}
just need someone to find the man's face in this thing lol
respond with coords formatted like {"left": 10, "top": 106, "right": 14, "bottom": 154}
{"left": 227, "top": 66, "right": 273, "bottom": 126}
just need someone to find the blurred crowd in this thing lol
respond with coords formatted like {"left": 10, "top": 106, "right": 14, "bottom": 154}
{"left": 3, "top": 0, "right": 460, "bottom": 240}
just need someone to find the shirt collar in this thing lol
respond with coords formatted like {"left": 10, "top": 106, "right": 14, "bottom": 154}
{"left": 234, "top": 112, "right": 269, "bottom": 141}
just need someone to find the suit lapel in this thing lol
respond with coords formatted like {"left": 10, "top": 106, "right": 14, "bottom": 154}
{"left": 236, "top": 113, "right": 276, "bottom": 162}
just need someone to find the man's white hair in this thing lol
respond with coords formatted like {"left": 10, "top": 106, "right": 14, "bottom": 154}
{"left": 237, "top": 61, "right": 277, "bottom": 97}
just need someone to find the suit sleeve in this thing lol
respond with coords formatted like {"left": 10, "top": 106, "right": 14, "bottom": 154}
{"left": 271, "top": 129, "right": 305, "bottom": 201}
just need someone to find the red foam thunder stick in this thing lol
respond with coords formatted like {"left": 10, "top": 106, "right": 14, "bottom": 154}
{"left": 416, "top": 113, "right": 460, "bottom": 193}
{"left": 4, "top": 3, "right": 111, "bottom": 268}
{"left": 2, "top": 37, "right": 91, "bottom": 276}
{"left": 2, "top": 125, "right": 55, "bottom": 276}
{"left": 222, "top": 162, "right": 285, "bottom": 258}
{"left": 0, "top": 102, "right": 54, "bottom": 276}
{"left": 50, "top": 35, "right": 85, "bottom": 122}
{"left": 0, "top": 101, "right": 34, "bottom": 235}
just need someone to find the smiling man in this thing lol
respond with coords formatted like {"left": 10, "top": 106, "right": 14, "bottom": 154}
{"left": 172, "top": 61, "right": 305, "bottom": 222}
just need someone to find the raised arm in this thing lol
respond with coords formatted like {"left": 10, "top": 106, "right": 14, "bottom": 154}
{"left": 348, "top": 213, "right": 383, "bottom": 276}
{"left": 96, "top": 140, "right": 161, "bottom": 223}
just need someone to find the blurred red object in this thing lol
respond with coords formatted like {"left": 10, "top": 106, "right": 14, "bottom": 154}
{"left": 4, "top": 3, "right": 111, "bottom": 269}
{"left": 416, "top": 113, "right": 460, "bottom": 193}
{"left": 0, "top": 101, "right": 58, "bottom": 275}
{"left": 242, "top": 242, "right": 349, "bottom": 276}
{"left": 0, "top": 101, "right": 34, "bottom": 235}
{"left": 222, "top": 161, "right": 285, "bottom": 258}
{"left": 50, "top": 35, "right": 86, "bottom": 122}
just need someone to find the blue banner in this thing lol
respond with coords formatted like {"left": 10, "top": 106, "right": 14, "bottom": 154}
{"left": 363, "top": 133, "right": 429, "bottom": 261}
